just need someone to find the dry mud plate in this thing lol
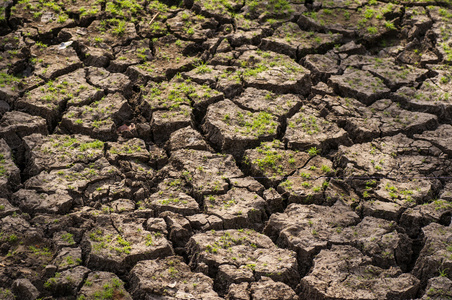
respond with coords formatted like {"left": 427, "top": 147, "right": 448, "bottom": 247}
{"left": 1, "top": 0, "right": 452, "bottom": 299}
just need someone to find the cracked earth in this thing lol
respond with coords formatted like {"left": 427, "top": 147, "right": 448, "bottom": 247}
{"left": 0, "top": 0, "right": 451, "bottom": 299}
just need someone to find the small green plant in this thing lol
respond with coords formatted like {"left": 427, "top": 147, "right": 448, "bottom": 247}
{"left": 35, "top": 41, "right": 48, "bottom": 48}
{"left": 308, "top": 147, "right": 320, "bottom": 156}
{"left": 61, "top": 233, "right": 75, "bottom": 245}
{"left": 186, "top": 27, "right": 195, "bottom": 35}
{"left": 439, "top": 267, "right": 449, "bottom": 277}
{"left": 44, "top": 277, "right": 56, "bottom": 289}
{"left": 312, "top": 186, "right": 321, "bottom": 192}
{"left": 112, "top": 20, "right": 126, "bottom": 36}
{"left": 57, "top": 14, "right": 68, "bottom": 23}
{"left": 145, "top": 234, "right": 153, "bottom": 246}
{"left": 321, "top": 165, "right": 331, "bottom": 173}
{"left": 384, "top": 21, "right": 396, "bottom": 30}
{"left": 84, "top": 279, "right": 93, "bottom": 287}
{"left": 8, "top": 234, "right": 18, "bottom": 242}
{"left": 195, "top": 62, "right": 212, "bottom": 74}
{"left": 367, "top": 26, "right": 378, "bottom": 35}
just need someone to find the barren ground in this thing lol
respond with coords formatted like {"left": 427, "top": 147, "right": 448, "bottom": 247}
{"left": 0, "top": 0, "right": 451, "bottom": 299}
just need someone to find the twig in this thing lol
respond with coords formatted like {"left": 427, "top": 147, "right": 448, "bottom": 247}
{"left": 149, "top": 12, "right": 160, "bottom": 26}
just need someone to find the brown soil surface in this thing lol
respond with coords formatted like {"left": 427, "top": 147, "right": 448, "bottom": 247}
{"left": 0, "top": 0, "right": 451, "bottom": 299}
